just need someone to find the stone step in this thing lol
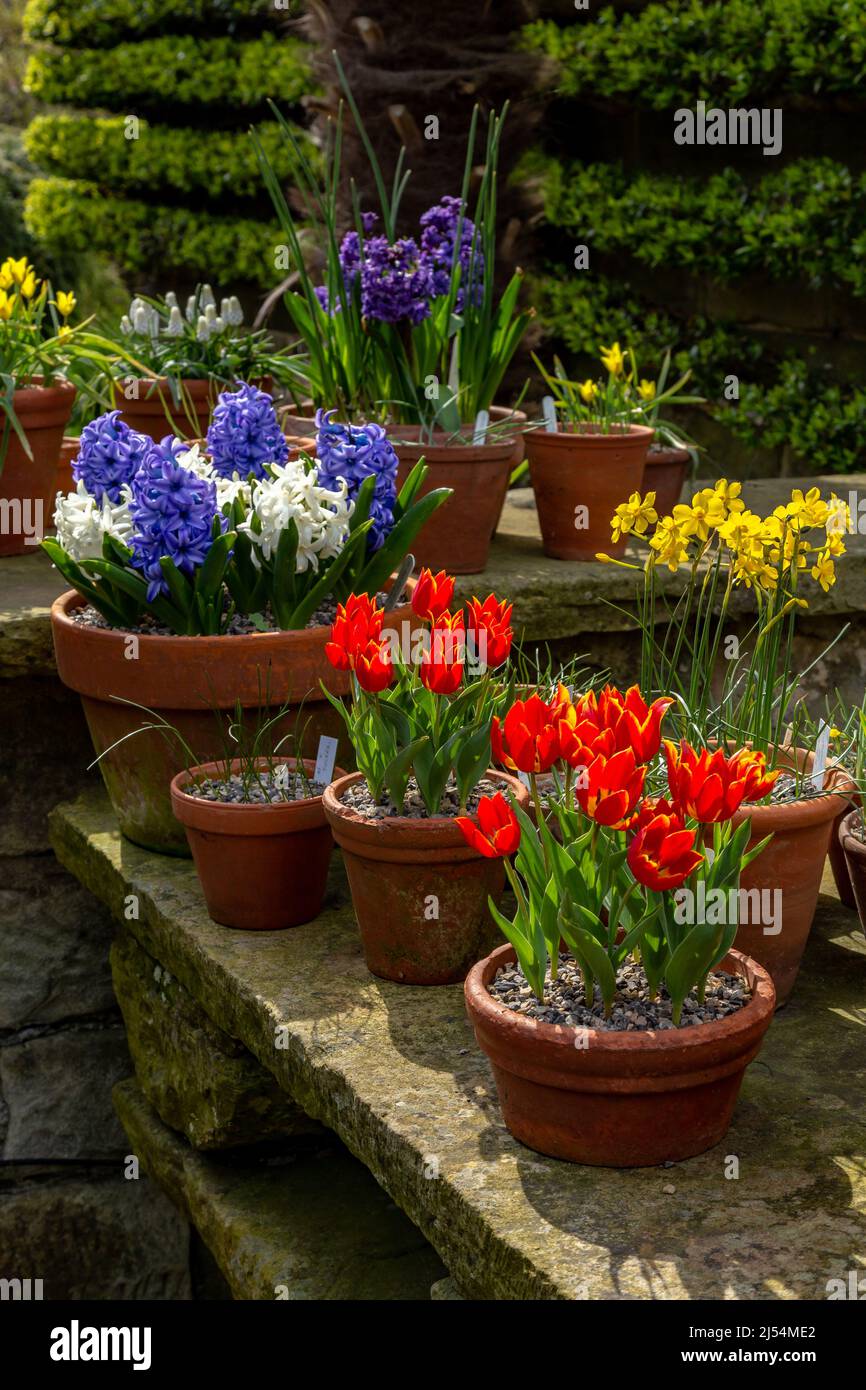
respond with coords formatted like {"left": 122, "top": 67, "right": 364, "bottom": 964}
{"left": 54, "top": 789, "right": 866, "bottom": 1300}
{"left": 114, "top": 1079, "right": 446, "bottom": 1301}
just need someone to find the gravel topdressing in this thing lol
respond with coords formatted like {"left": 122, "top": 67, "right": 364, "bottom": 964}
{"left": 488, "top": 954, "right": 751, "bottom": 1031}
{"left": 184, "top": 771, "right": 325, "bottom": 805}
{"left": 340, "top": 774, "right": 504, "bottom": 820}
{"left": 71, "top": 600, "right": 339, "bottom": 636}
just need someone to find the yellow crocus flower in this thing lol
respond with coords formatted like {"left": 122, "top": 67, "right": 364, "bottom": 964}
{"left": 578, "top": 378, "right": 598, "bottom": 404}
{"left": 55, "top": 290, "right": 76, "bottom": 318}
{"left": 637, "top": 379, "right": 656, "bottom": 401}
{"left": 20, "top": 271, "right": 38, "bottom": 299}
{"left": 4, "top": 256, "right": 31, "bottom": 287}
{"left": 600, "top": 341, "right": 625, "bottom": 376}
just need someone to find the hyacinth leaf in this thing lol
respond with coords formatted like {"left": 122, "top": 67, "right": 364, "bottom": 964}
{"left": 353, "top": 486, "right": 451, "bottom": 599}
{"left": 393, "top": 459, "right": 426, "bottom": 518}
{"left": 194, "top": 528, "right": 236, "bottom": 599}
{"left": 283, "top": 520, "right": 371, "bottom": 630}
{"left": 347, "top": 472, "right": 375, "bottom": 534}
{"left": 270, "top": 519, "right": 299, "bottom": 629}
{"left": 41, "top": 539, "right": 139, "bottom": 628}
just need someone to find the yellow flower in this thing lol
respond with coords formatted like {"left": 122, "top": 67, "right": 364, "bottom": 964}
{"left": 718, "top": 508, "right": 764, "bottom": 556}
{"left": 1, "top": 256, "right": 30, "bottom": 287}
{"left": 787, "top": 487, "right": 828, "bottom": 529}
{"left": 637, "top": 379, "right": 656, "bottom": 402}
{"left": 810, "top": 551, "right": 835, "bottom": 592}
{"left": 57, "top": 324, "right": 72, "bottom": 342}
{"left": 0, "top": 263, "right": 13, "bottom": 291}
{"left": 825, "top": 528, "right": 846, "bottom": 558}
{"left": 600, "top": 341, "right": 625, "bottom": 376}
{"left": 712, "top": 478, "right": 745, "bottom": 517}
{"left": 825, "top": 493, "right": 850, "bottom": 539}
{"left": 55, "top": 290, "right": 76, "bottom": 318}
{"left": 649, "top": 515, "right": 690, "bottom": 571}
{"left": 578, "top": 378, "right": 598, "bottom": 404}
{"left": 0, "top": 288, "right": 13, "bottom": 321}
{"left": 610, "top": 490, "right": 657, "bottom": 543}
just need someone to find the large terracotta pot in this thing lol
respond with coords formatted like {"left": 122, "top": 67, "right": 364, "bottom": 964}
{"left": 0, "top": 378, "right": 76, "bottom": 557}
{"left": 465, "top": 943, "right": 775, "bottom": 1167}
{"left": 393, "top": 428, "right": 515, "bottom": 574}
{"left": 323, "top": 769, "right": 530, "bottom": 984}
{"left": 113, "top": 375, "right": 273, "bottom": 442}
{"left": 525, "top": 423, "right": 652, "bottom": 561}
{"left": 50, "top": 581, "right": 417, "bottom": 856}
{"left": 171, "top": 756, "right": 344, "bottom": 930}
{"left": 731, "top": 750, "right": 854, "bottom": 1007}
{"left": 644, "top": 445, "right": 690, "bottom": 518}
{"left": 837, "top": 810, "right": 866, "bottom": 941}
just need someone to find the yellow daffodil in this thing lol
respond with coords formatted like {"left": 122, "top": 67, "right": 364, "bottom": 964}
{"left": 578, "top": 378, "right": 598, "bottom": 404}
{"left": 600, "top": 341, "right": 625, "bottom": 376}
{"left": 649, "top": 515, "right": 690, "bottom": 571}
{"left": 55, "top": 290, "right": 76, "bottom": 318}
{"left": 637, "top": 379, "right": 656, "bottom": 402}
{"left": 810, "top": 551, "right": 835, "bottom": 592}
{"left": 718, "top": 508, "right": 764, "bottom": 556}
{"left": 610, "top": 490, "right": 658, "bottom": 543}
{"left": 711, "top": 478, "right": 745, "bottom": 517}
{"left": 787, "top": 487, "right": 828, "bottom": 529}
{"left": 825, "top": 528, "right": 846, "bottom": 558}
{"left": 825, "top": 493, "right": 850, "bottom": 539}
{"left": 0, "top": 288, "right": 13, "bottom": 321}
{"left": 673, "top": 490, "right": 727, "bottom": 542}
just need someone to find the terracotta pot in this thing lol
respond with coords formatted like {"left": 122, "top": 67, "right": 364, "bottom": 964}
{"left": 55, "top": 435, "right": 79, "bottom": 502}
{"left": 644, "top": 445, "right": 690, "bottom": 518}
{"left": 393, "top": 428, "right": 515, "bottom": 574}
{"left": 829, "top": 796, "right": 859, "bottom": 909}
{"left": 465, "top": 943, "right": 775, "bottom": 1167}
{"left": 731, "top": 749, "right": 854, "bottom": 1007}
{"left": 0, "top": 378, "right": 76, "bottom": 557}
{"left": 50, "top": 581, "right": 417, "bottom": 856}
{"left": 525, "top": 423, "right": 652, "bottom": 561}
{"left": 838, "top": 810, "right": 866, "bottom": 941}
{"left": 171, "top": 756, "right": 344, "bottom": 930}
{"left": 323, "top": 769, "right": 530, "bottom": 984}
{"left": 114, "top": 376, "right": 273, "bottom": 442}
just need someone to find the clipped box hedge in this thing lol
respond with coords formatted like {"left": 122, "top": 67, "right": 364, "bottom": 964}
{"left": 521, "top": 0, "right": 866, "bottom": 107}
{"left": 25, "top": 32, "right": 311, "bottom": 111}
{"left": 25, "top": 176, "right": 283, "bottom": 285}
{"left": 22, "top": 0, "right": 273, "bottom": 48}
{"left": 25, "top": 113, "right": 316, "bottom": 201}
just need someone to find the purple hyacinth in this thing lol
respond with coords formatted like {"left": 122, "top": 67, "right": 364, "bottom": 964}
{"left": 206, "top": 382, "right": 287, "bottom": 480}
{"left": 129, "top": 439, "right": 225, "bottom": 601}
{"left": 314, "top": 409, "right": 398, "bottom": 551}
{"left": 359, "top": 235, "right": 433, "bottom": 325}
{"left": 420, "top": 196, "right": 484, "bottom": 309}
{"left": 73, "top": 410, "right": 154, "bottom": 503}
{"left": 316, "top": 212, "right": 379, "bottom": 315}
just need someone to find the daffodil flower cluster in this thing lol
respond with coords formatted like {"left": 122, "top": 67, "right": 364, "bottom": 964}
{"left": 533, "top": 341, "right": 702, "bottom": 443}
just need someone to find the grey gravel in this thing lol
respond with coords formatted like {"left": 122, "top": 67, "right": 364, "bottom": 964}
{"left": 488, "top": 954, "right": 751, "bottom": 1031}
{"left": 341, "top": 774, "right": 504, "bottom": 820}
{"left": 70, "top": 595, "right": 383, "bottom": 636}
{"left": 185, "top": 770, "right": 325, "bottom": 805}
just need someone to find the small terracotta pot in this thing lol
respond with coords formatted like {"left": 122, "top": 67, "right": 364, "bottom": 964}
{"left": 113, "top": 376, "right": 273, "bottom": 442}
{"left": 55, "top": 435, "right": 79, "bottom": 502}
{"left": 323, "top": 770, "right": 530, "bottom": 985}
{"left": 829, "top": 795, "right": 859, "bottom": 909}
{"left": 465, "top": 943, "right": 775, "bottom": 1167}
{"left": 51, "top": 580, "right": 418, "bottom": 856}
{"left": 393, "top": 428, "right": 515, "bottom": 574}
{"left": 526, "top": 423, "right": 652, "bottom": 562}
{"left": 838, "top": 810, "right": 866, "bottom": 940}
{"left": 0, "top": 378, "right": 77, "bottom": 557}
{"left": 171, "top": 757, "right": 344, "bottom": 930}
{"left": 731, "top": 749, "right": 855, "bottom": 1007}
{"left": 644, "top": 445, "right": 690, "bottom": 518}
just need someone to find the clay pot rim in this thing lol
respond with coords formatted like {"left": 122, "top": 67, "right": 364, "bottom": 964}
{"left": 171, "top": 755, "right": 346, "bottom": 834}
{"left": 730, "top": 746, "right": 855, "bottom": 829}
{"left": 646, "top": 444, "right": 691, "bottom": 463}
{"left": 12, "top": 375, "right": 77, "bottom": 408}
{"left": 51, "top": 577, "right": 415, "bottom": 652}
{"left": 839, "top": 806, "right": 866, "bottom": 860}
{"left": 391, "top": 428, "right": 519, "bottom": 462}
{"left": 323, "top": 768, "right": 529, "bottom": 844}
{"left": 465, "top": 942, "right": 775, "bottom": 1057}
{"left": 526, "top": 422, "right": 654, "bottom": 443}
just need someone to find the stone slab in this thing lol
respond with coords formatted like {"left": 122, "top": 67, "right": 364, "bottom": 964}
{"left": 114, "top": 1078, "right": 446, "bottom": 1300}
{"left": 52, "top": 789, "right": 866, "bottom": 1300}
{"left": 111, "top": 927, "right": 322, "bottom": 1150}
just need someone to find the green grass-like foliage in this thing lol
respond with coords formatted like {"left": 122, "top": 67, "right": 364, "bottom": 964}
{"left": 23, "top": 0, "right": 274, "bottom": 47}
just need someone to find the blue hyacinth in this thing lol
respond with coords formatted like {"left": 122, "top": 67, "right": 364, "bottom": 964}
{"left": 72, "top": 410, "right": 154, "bottom": 503}
{"left": 129, "top": 438, "right": 225, "bottom": 601}
{"left": 314, "top": 409, "right": 398, "bottom": 552}
{"left": 206, "top": 381, "right": 288, "bottom": 480}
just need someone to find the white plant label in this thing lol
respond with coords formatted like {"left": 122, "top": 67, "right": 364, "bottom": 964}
{"left": 812, "top": 721, "right": 831, "bottom": 790}
{"left": 314, "top": 735, "right": 339, "bottom": 787}
{"left": 517, "top": 770, "right": 532, "bottom": 788}
{"left": 542, "top": 395, "right": 557, "bottom": 432}
{"left": 472, "top": 409, "right": 489, "bottom": 445}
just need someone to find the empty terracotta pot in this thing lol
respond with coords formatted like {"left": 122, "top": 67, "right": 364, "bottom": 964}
{"left": 0, "top": 377, "right": 76, "bottom": 557}
{"left": 644, "top": 445, "right": 690, "bottom": 518}
{"left": 838, "top": 810, "right": 866, "bottom": 940}
{"left": 526, "top": 423, "right": 652, "bottom": 561}
{"left": 465, "top": 943, "right": 775, "bottom": 1167}
{"left": 114, "top": 375, "right": 273, "bottom": 442}
{"left": 323, "top": 769, "right": 530, "bottom": 985}
{"left": 51, "top": 580, "right": 418, "bottom": 856}
{"left": 731, "top": 751, "right": 854, "bottom": 1007}
{"left": 171, "top": 757, "right": 344, "bottom": 930}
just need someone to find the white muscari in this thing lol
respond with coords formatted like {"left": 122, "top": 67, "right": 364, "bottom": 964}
{"left": 166, "top": 305, "right": 184, "bottom": 336}
{"left": 53, "top": 481, "right": 133, "bottom": 561}
{"left": 237, "top": 460, "right": 353, "bottom": 572}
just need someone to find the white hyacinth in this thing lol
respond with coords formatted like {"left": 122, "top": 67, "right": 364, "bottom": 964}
{"left": 166, "top": 305, "right": 184, "bottom": 336}
{"left": 238, "top": 461, "right": 353, "bottom": 571}
{"left": 226, "top": 295, "right": 244, "bottom": 327}
{"left": 200, "top": 283, "right": 216, "bottom": 310}
{"left": 185, "top": 294, "right": 197, "bottom": 323}
{"left": 176, "top": 444, "right": 251, "bottom": 511}
{"left": 196, "top": 314, "right": 211, "bottom": 342}
{"left": 165, "top": 291, "right": 178, "bottom": 309}
{"left": 53, "top": 481, "right": 133, "bottom": 562}
{"left": 132, "top": 305, "right": 150, "bottom": 335}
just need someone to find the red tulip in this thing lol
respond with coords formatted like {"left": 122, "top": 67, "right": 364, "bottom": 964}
{"left": 731, "top": 749, "right": 780, "bottom": 803}
{"left": 411, "top": 568, "right": 455, "bottom": 623}
{"left": 465, "top": 594, "right": 514, "bottom": 670}
{"left": 627, "top": 797, "right": 704, "bottom": 892}
{"left": 456, "top": 793, "right": 521, "bottom": 859}
{"left": 574, "top": 746, "right": 646, "bottom": 828}
{"left": 492, "top": 693, "right": 562, "bottom": 774}
{"left": 559, "top": 684, "right": 672, "bottom": 765}
{"left": 353, "top": 638, "right": 394, "bottom": 693}
{"left": 665, "top": 741, "right": 755, "bottom": 824}
{"left": 325, "top": 593, "right": 384, "bottom": 672}
{"left": 419, "top": 612, "right": 465, "bottom": 694}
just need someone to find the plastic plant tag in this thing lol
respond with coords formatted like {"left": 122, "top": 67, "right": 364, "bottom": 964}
{"left": 517, "top": 770, "right": 532, "bottom": 788}
{"left": 811, "top": 721, "right": 831, "bottom": 791}
{"left": 472, "top": 409, "right": 489, "bottom": 445}
{"left": 542, "top": 396, "right": 557, "bottom": 432}
{"left": 314, "top": 734, "right": 339, "bottom": 787}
